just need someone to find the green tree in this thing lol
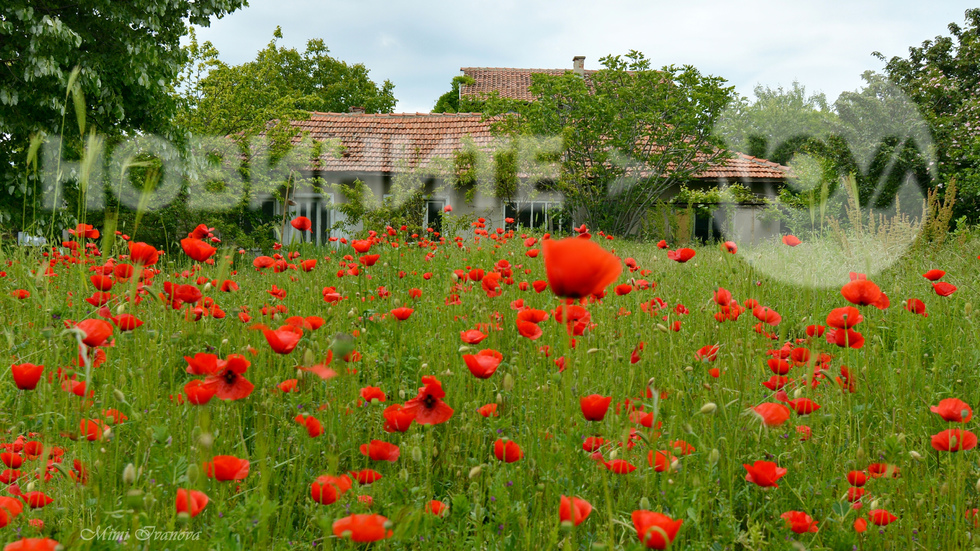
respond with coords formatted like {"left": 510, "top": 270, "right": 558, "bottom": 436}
{"left": 0, "top": 0, "right": 248, "bottom": 233}
{"left": 484, "top": 51, "right": 736, "bottom": 235}
{"left": 872, "top": 8, "right": 980, "bottom": 220}
{"left": 432, "top": 75, "right": 478, "bottom": 113}
{"left": 176, "top": 27, "right": 396, "bottom": 137}
{"left": 716, "top": 81, "right": 838, "bottom": 165}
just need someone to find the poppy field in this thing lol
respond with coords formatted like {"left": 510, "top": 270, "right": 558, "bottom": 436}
{"left": 1, "top": 220, "right": 978, "bottom": 550}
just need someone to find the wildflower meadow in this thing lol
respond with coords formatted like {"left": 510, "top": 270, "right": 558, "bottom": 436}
{"left": 1, "top": 219, "right": 978, "bottom": 550}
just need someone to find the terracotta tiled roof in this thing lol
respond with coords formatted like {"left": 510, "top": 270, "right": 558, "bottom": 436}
{"left": 693, "top": 153, "right": 788, "bottom": 181}
{"left": 289, "top": 112, "right": 495, "bottom": 173}
{"left": 286, "top": 112, "right": 788, "bottom": 180}
{"left": 460, "top": 67, "right": 600, "bottom": 101}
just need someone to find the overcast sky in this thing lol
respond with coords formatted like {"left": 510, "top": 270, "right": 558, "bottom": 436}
{"left": 190, "top": 1, "right": 976, "bottom": 113}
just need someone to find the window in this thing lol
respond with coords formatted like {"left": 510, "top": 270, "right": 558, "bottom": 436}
{"left": 276, "top": 195, "right": 333, "bottom": 246}
{"left": 424, "top": 199, "right": 446, "bottom": 234}
{"left": 504, "top": 201, "right": 566, "bottom": 232}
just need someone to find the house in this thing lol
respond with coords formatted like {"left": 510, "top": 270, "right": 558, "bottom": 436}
{"left": 271, "top": 57, "right": 788, "bottom": 244}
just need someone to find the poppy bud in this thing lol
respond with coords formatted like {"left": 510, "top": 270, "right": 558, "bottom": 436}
{"left": 126, "top": 489, "right": 144, "bottom": 509}
{"left": 560, "top": 520, "right": 574, "bottom": 532}
{"left": 113, "top": 389, "right": 126, "bottom": 402}
{"left": 656, "top": 324, "right": 668, "bottom": 333}
{"left": 115, "top": 303, "right": 126, "bottom": 315}
{"left": 122, "top": 463, "right": 137, "bottom": 485}
{"left": 177, "top": 512, "right": 191, "bottom": 526}
{"left": 458, "top": 346, "right": 470, "bottom": 353}
{"left": 639, "top": 497, "right": 650, "bottom": 509}
{"left": 700, "top": 402, "right": 717, "bottom": 415}
{"left": 975, "top": 478, "right": 980, "bottom": 493}
{"left": 411, "top": 447, "right": 423, "bottom": 462}
{"left": 432, "top": 446, "right": 439, "bottom": 458}
{"left": 709, "top": 448, "right": 720, "bottom": 466}
{"left": 793, "top": 388, "right": 803, "bottom": 399}
{"left": 187, "top": 464, "right": 200, "bottom": 483}
{"left": 398, "top": 389, "right": 406, "bottom": 400}
{"left": 303, "top": 349, "right": 315, "bottom": 366}
{"left": 468, "top": 465, "right": 482, "bottom": 479}
{"left": 197, "top": 432, "right": 213, "bottom": 449}
{"left": 909, "top": 451, "right": 922, "bottom": 461}
{"left": 965, "top": 303, "right": 973, "bottom": 316}
{"left": 586, "top": 348, "right": 599, "bottom": 354}
{"left": 503, "top": 373, "right": 515, "bottom": 392}
{"left": 856, "top": 446, "right": 866, "bottom": 463}
{"left": 684, "top": 366, "right": 693, "bottom": 372}
{"left": 683, "top": 423, "right": 693, "bottom": 434}
{"left": 496, "top": 393, "right": 503, "bottom": 405}
{"left": 609, "top": 449, "right": 618, "bottom": 460}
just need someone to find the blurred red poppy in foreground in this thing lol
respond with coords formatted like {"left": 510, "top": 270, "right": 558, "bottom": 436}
{"left": 632, "top": 510, "right": 683, "bottom": 549}
{"left": 781, "top": 511, "right": 818, "bottom": 533}
{"left": 743, "top": 460, "right": 788, "bottom": 488}
{"left": 204, "top": 455, "right": 250, "bottom": 481}
{"left": 290, "top": 216, "right": 312, "bottom": 232}
{"left": 559, "top": 495, "right": 592, "bottom": 526}
{"left": 175, "top": 489, "right": 209, "bottom": 517}
{"left": 543, "top": 237, "right": 621, "bottom": 299}
{"left": 931, "top": 398, "right": 972, "bottom": 423}
{"left": 931, "top": 428, "right": 978, "bottom": 452}
{"left": 332, "top": 514, "right": 392, "bottom": 542}
{"left": 493, "top": 438, "right": 523, "bottom": 463}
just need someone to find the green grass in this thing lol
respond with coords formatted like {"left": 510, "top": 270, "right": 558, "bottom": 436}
{"left": 0, "top": 229, "right": 978, "bottom": 550}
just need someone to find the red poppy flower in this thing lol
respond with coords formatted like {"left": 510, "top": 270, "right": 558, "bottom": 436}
{"left": 175, "top": 489, "right": 209, "bottom": 517}
{"left": 182, "top": 380, "right": 216, "bottom": 405}
{"left": 868, "top": 509, "right": 897, "bottom": 526}
{"left": 904, "top": 298, "right": 927, "bottom": 316}
{"left": 559, "top": 495, "right": 592, "bottom": 526}
{"left": 0, "top": 496, "right": 23, "bottom": 528}
{"left": 493, "top": 438, "right": 523, "bottom": 463}
{"left": 782, "top": 235, "right": 801, "bottom": 246}
{"left": 294, "top": 415, "right": 323, "bottom": 437}
{"left": 828, "top": 328, "right": 865, "bottom": 349}
{"left": 840, "top": 280, "right": 882, "bottom": 306}
{"left": 360, "top": 386, "right": 386, "bottom": 404}
{"left": 752, "top": 306, "right": 781, "bottom": 326}
{"left": 604, "top": 459, "right": 636, "bottom": 474}
{"left": 460, "top": 329, "right": 487, "bottom": 344}
{"left": 359, "top": 440, "right": 400, "bottom": 462}
{"left": 111, "top": 314, "right": 143, "bottom": 331}
{"left": 349, "top": 469, "right": 383, "bottom": 485}
{"left": 781, "top": 511, "right": 818, "bottom": 534}
{"left": 752, "top": 403, "right": 791, "bottom": 427}
{"left": 202, "top": 354, "right": 254, "bottom": 401}
{"left": 477, "top": 403, "right": 499, "bottom": 417}
{"left": 667, "top": 248, "right": 696, "bottom": 262}
{"left": 723, "top": 241, "right": 738, "bottom": 253}
{"left": 359, "top": 254, "right": 380, "bottom": 267}
{"left": 806, "top": 324, "right": 825, "bottom": 337}
{"left": 695, "top": 344, "right": 719, "bottom": 362}
{"left": 290, "top": 216, "right": 312, "bottom": 232}
{"left": 543, "top": 237, "right": 621, "bottom": 299}
{"left": 75, "top": 319, "right": 113, "bottom": 347}
{"left": 648, "top": 450, "right": 675, "bottom": 472}
{"left": 743, "top": 460, "right": 788, "bottom": 488}
{"left": 933, "top": 282, "right": 957, "bottom": 296}
{"left": 10, "top": 289, "right": 29, "bottom": 300}
{"left": 390, "top": 307, "right": 414, "bottom": 321}
{"left": 11, "top": 364, "right": 43, "bottom": 390}
{"left": 632, "top": 511, "right": 683, "bottom": 549}
{"left": 80, "top": 419, "right": 107, "bottom": 441}
{"left": 203, "top": 455, "right": 250, "bottom": 481}
{"left": 826, "top": 306, "right": 863, "bottom": 329}
{"left": 580, "top": 394, "right": 612, "bottom": 421}
{"left": 931, "top": 398, "right": 972, "bottom": 423}
{"left": 262, "top": 325, "right": 303, "bottom": 355}
{"left": 931, "top": 428, "right": 978, "bottom": 452}
{"left": 426, "top": 500, "right": 449, "bottom": 517}
{"left": 614, "top": 283, "right": 633, "bottom": 296}
{"left": 127, "top": 242, "right": 159, "bottom": 265}
{"left": 311, "top": 474, "right": 352, "bottom": 505}
{"left": 847, "top": 470, "right": 868, "bottom": 486}
{"left": 382, "top": 404, "right": 415, "bottom": 432}
{"left": 3, "top": 539, "right": 61, "bottom": 551}
{"left": 332, "top": 514, "right": 393, "bottom": 542}
{"left": 922, "top": 269, "right": 945, "bottom": 281}
{"left": 180, "top": 238, "right": 217, "bottom": 263}
{"left": 463, "top": 349, "right": 503, "bottom": 379}
{"left": 867, "top": 462, "right": 900, "bottom": 478}
{"left": 402, "top": 376, "right": 454, "bottom": 425}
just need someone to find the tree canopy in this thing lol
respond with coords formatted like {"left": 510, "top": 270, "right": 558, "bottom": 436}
{"left": 483, "top": 51, "right": 736, "bottom": 235}
{"left": 0, "top": 0, "right": 248, "bottom": 231}
{"left": 875, "top": 8, "right": 980, "bottom": 220}
{"left": 176, "top": 27, "right": 396, "bottom": 138}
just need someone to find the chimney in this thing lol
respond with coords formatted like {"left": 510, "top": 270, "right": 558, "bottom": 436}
{"left": 348, "top": 106, "right": 365, "bottom": 114}
{"left": 572, "top": 56, "right": 585, "bottom": 77}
